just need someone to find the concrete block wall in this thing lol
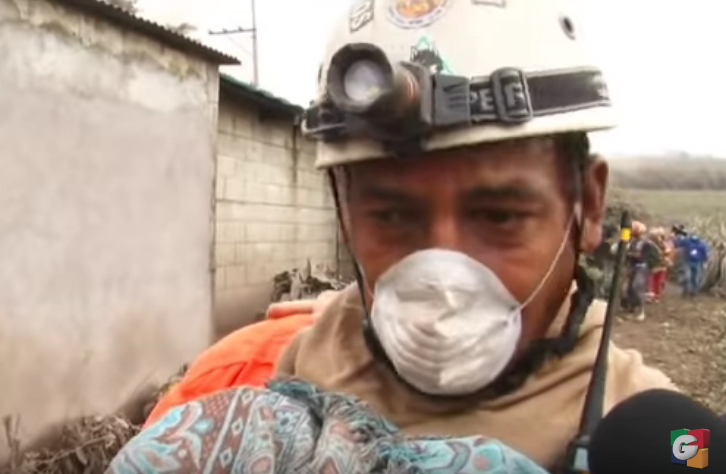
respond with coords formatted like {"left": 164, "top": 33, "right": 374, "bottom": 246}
{"left": 213, "top": 95, "right": 339, "bottom": 334}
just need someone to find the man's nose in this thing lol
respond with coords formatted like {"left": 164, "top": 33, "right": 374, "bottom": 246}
{"left": 429, "top": 216, "right": 461, "bottom": 250}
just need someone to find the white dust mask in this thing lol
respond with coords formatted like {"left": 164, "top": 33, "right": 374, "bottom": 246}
{"left": 369, "top": 249, "right": 521, "bottom": 395}
{"left": 368, "top": 214, "right": 575, "bottom": 396}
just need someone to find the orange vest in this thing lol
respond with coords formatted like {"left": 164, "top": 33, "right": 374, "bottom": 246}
{"left": 143, "top": 301, "right": 317, "bottom": 427}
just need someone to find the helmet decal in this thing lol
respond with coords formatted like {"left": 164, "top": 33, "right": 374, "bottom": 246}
{"left": 387, "top": 0, "right": 452, "bottom": 29}
{"left": 306, "top": 0, "right": 617, "bottom": 168}
{"left": 350, "top": 0, "right": 375, "bottom": 33}
{"left": 410, "top": 36, "right": 453, "bottom": 74}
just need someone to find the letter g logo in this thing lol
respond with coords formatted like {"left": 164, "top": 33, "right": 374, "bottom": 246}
{"left": 672, "top": 435, "right": 699, "bottom": 461}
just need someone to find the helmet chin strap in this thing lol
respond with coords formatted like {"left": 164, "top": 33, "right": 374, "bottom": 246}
{"left": 328, "top": 170, "right": 596, "bottom": 400}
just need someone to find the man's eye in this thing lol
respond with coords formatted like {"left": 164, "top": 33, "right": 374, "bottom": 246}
{"left": 471, "top": 209, "right": 528, "bottom": 225}
{"left": 369, "top": 209, "right": 417, "bottom": 224}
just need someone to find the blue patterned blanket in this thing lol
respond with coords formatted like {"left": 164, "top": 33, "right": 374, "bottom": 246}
{"left": 107, "top": 378, "right": 549, "bottom": 473}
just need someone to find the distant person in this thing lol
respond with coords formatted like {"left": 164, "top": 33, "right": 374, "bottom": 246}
{"left": 589, "top": 223, "right": 618, "bottom": 298}
{"left": 622, "top": 221, "right": 657, "bottom": 320}
{"left": 646, "top": 227, "right": 669, "bottom": 303}
{"left": 670, "top": 224, "right": 688, "bottom": 254}
{"left": 662, "top": 227, "right": 676, "bottom": 287}
{"left": 669, "top": 224, "right": 688, "bottom": 285}
{"left": 678, "top": 234, "right": 709, "bottom": 297}
{"left": 672, "top": 223, "right": 687, "bottom": 238}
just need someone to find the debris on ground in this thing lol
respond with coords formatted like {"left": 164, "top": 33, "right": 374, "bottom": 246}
{"left": 270, "top": 260, "right": 349, "bottom": 302}
{"left": 140, "top": 364, "right": 188, "bottom": 421}
{"left": 1, "top": 415, "right": 137, "bottom": 474}
{"left": 613, "top": 287, "right": 726, "bottom": 413}
{"left": 0, "top": 365, "right": 188, "bottom": 474}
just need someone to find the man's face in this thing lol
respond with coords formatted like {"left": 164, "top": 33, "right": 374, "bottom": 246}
{"left": 339, "top": 137, "right": 608, "bottom": 359}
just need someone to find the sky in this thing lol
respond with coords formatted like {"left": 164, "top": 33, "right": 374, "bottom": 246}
{"left": 137, "top": 0, "right": 726, "bottom": 157}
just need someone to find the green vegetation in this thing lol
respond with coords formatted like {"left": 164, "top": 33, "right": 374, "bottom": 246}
{"left": 606, "top": 156, "right": 726, "bottom": 242}
{"left": 608, "top": 156, "right": 726, "bottom": 190}
{"left": 603, "top": 157, "right": 726, "bottom": 296}
{"left": 106, "top": 0, "right": 138, "bottom": 13}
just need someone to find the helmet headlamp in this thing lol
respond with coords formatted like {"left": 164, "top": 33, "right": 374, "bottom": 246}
{"left": 303, "top": 42, "right": 610, "bottom": 154}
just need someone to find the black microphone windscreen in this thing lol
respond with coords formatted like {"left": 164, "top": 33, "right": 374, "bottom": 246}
{"left": 589, "top": 389, "right": 725, "bottom": 473}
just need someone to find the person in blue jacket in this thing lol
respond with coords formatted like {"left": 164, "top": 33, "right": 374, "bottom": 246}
{"left": 676, "top": 234, "right": 709, "bottom": 297}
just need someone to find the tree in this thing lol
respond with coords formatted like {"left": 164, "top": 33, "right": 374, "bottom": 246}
{"left": 106, "top": 0, "right": 139, "bottom": 14}
{"left": 167, "top": 22, "right": 198, "bottom": 36}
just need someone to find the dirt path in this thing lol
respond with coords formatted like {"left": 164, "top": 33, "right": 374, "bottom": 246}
{"left": 612, "top": 284, "right": 726, "bottom": 413}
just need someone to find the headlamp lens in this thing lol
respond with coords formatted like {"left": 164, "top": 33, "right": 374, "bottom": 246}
{"left": 343, "top": 60, "right": 387, "bottom": 105}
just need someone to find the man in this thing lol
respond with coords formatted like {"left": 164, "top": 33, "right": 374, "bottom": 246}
{"left": 669, "top": 224, "right": 688, "bottom": 285}
{"left": 672, "top": 224, "right": 687, "bottom": 238}
{"left": 621, "top": 221, "right": 649, "bottom": 319}
{"left": 275, "top": 1, "right": 676, "bottom": 470}
{"left": 148, "top": 1, "right": 676, "bottom": 470}
{"left": 622, "top": 222, "right": 661, "bottom": 319}
{"left": 588, "top": 222, "right": 618, "bottom": 298}
{"left": 678, "top": 234, "right": 709, "bottom": 297}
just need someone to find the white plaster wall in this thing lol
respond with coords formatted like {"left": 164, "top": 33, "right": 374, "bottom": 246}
{"left": 0, "top": 0, "right": 219, "bottom": 457}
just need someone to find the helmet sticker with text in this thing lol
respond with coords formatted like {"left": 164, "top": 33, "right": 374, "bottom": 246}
{"left": 350, "top": 0, "right": 375, "bottom": 33}
{"left": 387, "top": 0, "right": 452, "bottom": 29}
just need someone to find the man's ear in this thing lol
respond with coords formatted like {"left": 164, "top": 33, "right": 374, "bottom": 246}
{"left": 580, "top": 157, "right": 609, "bottom": 252}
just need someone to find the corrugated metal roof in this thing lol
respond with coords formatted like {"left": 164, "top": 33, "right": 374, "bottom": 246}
{"left": 220, "top": 73, "right": 303, "bottom": 116}
{"left": 54, "top": 0, "right": 239, "bottom": 65}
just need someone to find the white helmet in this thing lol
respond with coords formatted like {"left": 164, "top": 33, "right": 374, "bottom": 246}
{"left": 302, "top": 0, "right": 615, "bottom": 169}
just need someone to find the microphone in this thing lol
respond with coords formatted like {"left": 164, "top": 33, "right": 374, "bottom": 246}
{"left": 588, "top": 389, "right": 726, "bottom": 473}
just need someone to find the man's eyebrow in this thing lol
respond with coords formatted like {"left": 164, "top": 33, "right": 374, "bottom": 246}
{"left": 356, "top": 185, "right": 420, "bottom": 205}
{"left": 464, "top": 183, "right": 546, "bottom": 202}
{"left": 355, "top": 182, "right": 546, "bottom": 204}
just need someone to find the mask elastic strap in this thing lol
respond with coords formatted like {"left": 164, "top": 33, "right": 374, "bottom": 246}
{"left": 327, "top": 170, "right": 370, "bottom": 309}
{"left": 518, "top": 203, "right": 582, "bottom": 310}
